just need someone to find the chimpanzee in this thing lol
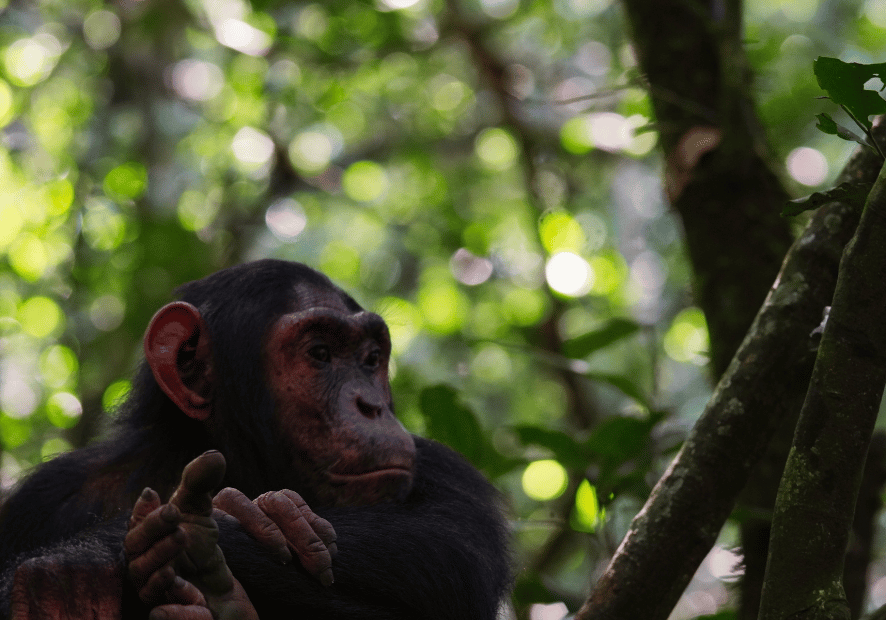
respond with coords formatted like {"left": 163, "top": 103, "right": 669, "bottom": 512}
{"left": 0, "top": 260, "right": 511, "bottom": 619}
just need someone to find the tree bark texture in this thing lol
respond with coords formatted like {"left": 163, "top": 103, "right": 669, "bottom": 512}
{"left": 575, "top": 117, "right": 886, "bottom": 619}
{"left": 620, "top": 0, "right": 793, "bottom": 379}
{"left": 618, "top": 1, "right": 801, "bottom": 616}
{"left": 759, "top": 158, "right": 886, "bottom": 620}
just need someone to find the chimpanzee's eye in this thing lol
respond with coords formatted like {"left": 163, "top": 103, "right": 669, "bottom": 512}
{"left": 308, "top": 345, "right": 331, "bottom": 363}
{"left": 364, "top": 349, "right": 381, "bottom": 369}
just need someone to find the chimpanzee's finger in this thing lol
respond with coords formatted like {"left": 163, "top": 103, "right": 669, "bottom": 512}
{"left": 136, "top": 561, "right": 177, "bottom": 604}
{"left": 149, "top": 604, "right": 213, "bottom": 620}
{"left": 125, "top": 502, "right": 183, "bottom": 559}
{"left": 255, "top": 491, "right": 335, "bottom": 586}
{"left": 213, "top": 487, "right": 292, "bottom": 565}
{"left": 169, "top": 451, "right": 227, "bottom": 517}
{"left": 130, "top": 487, "right": 162, "bottom": 529}
{"left": 166, "top": 575, "right": 207, "bottom": 606}
{"left": 279, "top": 489, "right": 337, "bottom": 556}
{"left": 128, "top": 526, "right": 187, "bottom": 592}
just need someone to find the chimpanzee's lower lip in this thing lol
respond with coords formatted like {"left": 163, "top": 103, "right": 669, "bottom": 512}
{"left": 327, "top": 467, "right": 414, "bottom": 483}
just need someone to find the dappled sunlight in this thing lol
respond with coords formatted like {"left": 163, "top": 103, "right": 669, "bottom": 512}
{"left": 287, "top": 130, "right": 338, "bottom": 174}
{"left": 265, "top": 199, "right": 307, "bottom": 240}
{"left": 546, "top": 252, "right": 594, "bottom": 297}
{"left": 232, "top": 126, "right": 275, "bottom": 170}
{"left": 786, "top": 146, "right": 828, "bottom": 186}
{"left": 82, "top": 10, "right": 121, "bottom": 51}
{"left": 522, "top": 460, "right": 568, "bottom": 501}
{"left": 0, "top": 0, "right": 873, "bottom": 616}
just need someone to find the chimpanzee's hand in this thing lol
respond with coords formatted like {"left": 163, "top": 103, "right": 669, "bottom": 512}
{"left": 125, "top": 451, "right": 259, "bottom": 620}
{"left": 212, "top": 487, "right": 338, "bottom": 587}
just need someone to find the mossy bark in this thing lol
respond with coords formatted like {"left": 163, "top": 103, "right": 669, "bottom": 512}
{"left": 759, "top": 159, "right": 886, "bottom": 620}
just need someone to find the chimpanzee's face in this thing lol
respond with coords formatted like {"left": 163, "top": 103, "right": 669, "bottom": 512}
{"left": 264, "top": 284, "right": 415, "bottom": 507}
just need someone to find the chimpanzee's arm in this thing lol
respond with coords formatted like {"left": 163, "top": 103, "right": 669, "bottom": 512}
{"left": 219, "top": 438, "right": 511, "bottom": 620}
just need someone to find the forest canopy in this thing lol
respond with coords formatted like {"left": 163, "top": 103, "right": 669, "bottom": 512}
{"left": 1, "top": 0, "right": 886, "bottom": 619}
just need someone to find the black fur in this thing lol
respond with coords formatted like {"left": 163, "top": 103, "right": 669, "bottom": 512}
{"left": 0, "top": 259, "right": 511, "bottom": 619}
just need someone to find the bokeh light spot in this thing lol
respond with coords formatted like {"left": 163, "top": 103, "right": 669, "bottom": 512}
{"left": 214, "top": 19, "right": 273, "bottom": 56}
{"left": 664, "top": 307, "right": 710, "bottom": 365}
{"left": 0, "top": 205, "right": 24, "bottom": 251}
{"left": 265, "top": 199, "right": 307, "bottom": 239}
{"left": 172, "top": 60, "right": 224, "bottom": 101}
{"left": 589, "top": 255, "right": 621, "bottom": 294}
{"left": 83, "top": 200, "right": 127, "bottom": 250}
{"left": 470, "top": 344, "right": 512, "bottom": 382}
{"left": 342, "top": 161, "right": 389, "bottom": 203}
{"left": 46, "top": 392, "right": 82, "bottom": 429}
{"left": 432, "top": 77, "right": 470, "bottom": 112}
{"left": 45, "top": 179, "right": 74, "bottom": 216}
{"left": 786, "top": 147, "right": 828, "bottom": 186}
{"left": 9, "top": 234, "right": 48, "bottom": 281}
{"left": 0, "top": 79, "right": 13, "bottom": 126}
{"left": 417, "top": 280, "right": 468, "bottom": 334}
{"left": 104, "top": 162, "right": 147, "bottom": 200}
{"left": 89, "top": 294, "right": 126, "bottom": 331}
{"left": 319, "top": 241, "right": 361, "bottom": 284}
{"left": 545, "top": 252, "right": 594, "bottom": 297}
{"left": 83, "top": 10, "right": 121, "bottom": 50}
{"left": 539, "top": 212, "right": 585, "bottom": 254}
{"left": 522, "top": 460, "right": 568, "bottom": 501}
{"left": 475, "top": 128, "right": 519, "bottom": 171}
{"left": 0, "top": 415, "right": 31, "bottom": 448}
{"left": 450, "top": 248, "right": 493, "bottom": 285}
{"left": 178, "top": 190, "right": 220, "bottom": 232}
{"left": 288, "top": 131, "right": 334, "bottom": 174}
{"left": 4, "top": 36, "right": 61, "bottom": 87}
{"left": 39, "top": 345, "right": 78, "bottom": 389}
{"left": 18, "top": 296, "right": 63, "bottom": 338}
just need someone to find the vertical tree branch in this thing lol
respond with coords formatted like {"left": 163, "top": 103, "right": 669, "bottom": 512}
{"left": 759, "top": 158, "right": 886, "bottom": 620}
{"left": 574, "top": 119, "right": 886, "bottom": 618}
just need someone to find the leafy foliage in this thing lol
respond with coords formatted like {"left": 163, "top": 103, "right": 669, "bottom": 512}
{"left": 0, "top": 0, "right": 883, "bottom": 618}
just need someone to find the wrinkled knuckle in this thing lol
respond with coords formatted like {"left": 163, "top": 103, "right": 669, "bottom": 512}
{"left": 282, "top": 489, "right": 308, "bottom": 507}
{"left": 306, "top": 540, "right": 328, "bottom": 555}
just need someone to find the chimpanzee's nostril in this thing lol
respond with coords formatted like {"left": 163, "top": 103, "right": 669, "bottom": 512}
{"left": 357, "top": 397, "right": 381, "bottom": 419}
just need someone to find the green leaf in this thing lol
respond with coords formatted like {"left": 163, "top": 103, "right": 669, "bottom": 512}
{"left": 562, "top": 318, "right": 641, "bottom": 358}
{"left": 782, "top": 180, "right": 873, "bottom": 216}
{"left": 814, "top": 112, "right": 872, "bottom": 147}
{"left": 586, "top": 372, "right": 649, "bottom": 408}
{"left": 585, "top": 413, "right": 662, "bottom": 460}
{"left": 419, "top": 384, "right": 487, "bottom": 466}
{"left": 511, "top": 425, "right": 589, "bottom": 469}
{"left": 814, "top": 57, "right": 886, "bottom": 130}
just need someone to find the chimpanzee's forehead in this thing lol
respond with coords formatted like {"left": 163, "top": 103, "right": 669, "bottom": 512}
{"left": 289, "top": 282, "right": 354, "bottom": 314}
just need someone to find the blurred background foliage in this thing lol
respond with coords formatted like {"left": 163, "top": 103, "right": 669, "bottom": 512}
{"left": 0, "top": 0, "right": 884, "bottom": 618}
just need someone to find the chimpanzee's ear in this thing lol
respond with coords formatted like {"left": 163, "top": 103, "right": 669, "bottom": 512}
{"left": 144, "top": 301, "right": 214, "bottom": 421}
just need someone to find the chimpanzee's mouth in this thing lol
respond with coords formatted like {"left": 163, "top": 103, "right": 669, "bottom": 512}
{"left": 327, "top": 466, "right": 414, "bottom": 483}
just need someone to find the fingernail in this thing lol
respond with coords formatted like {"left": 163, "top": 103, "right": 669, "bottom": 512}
{"left": 140, "top": 487, "right": 153, "bottom": 500}
{"left": 278, "top": 546, "right": 292, "bottom": 565}
{"left": 319, "top": 568, "right": 334, "bottom": 587}
{"left": 160, "top": 503, "right": 179, "bottom": 521}
{"left": 327, "top": 542, "right": 338, "bottom": 557}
